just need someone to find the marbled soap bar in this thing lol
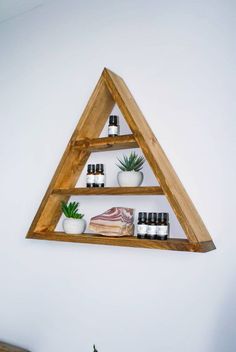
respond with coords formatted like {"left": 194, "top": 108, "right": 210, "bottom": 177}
{"left": 89, "top": 207, "right": 134, "bottom": 237}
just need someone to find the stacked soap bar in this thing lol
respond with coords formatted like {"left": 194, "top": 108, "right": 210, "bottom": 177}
{"left": 89, "top": 207, "right": 134, "bottom": 237}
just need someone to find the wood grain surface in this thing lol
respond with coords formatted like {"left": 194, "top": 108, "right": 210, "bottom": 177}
{"left": 27, "top": 75, "right": 114, "bottom": 234}
{"left": 26, "top": 67, "right": 215, "bottom": 252}
{"left": 103, "top": 68, "right": 213, "bottom": 244}
{"left": 52, "top": 186, "right": 164, "bottom": 196}
{"left": 27, "top": 232, "right": 216, "bottom": 252}
{"left": 0, "top": 342, "right": 30, "bottom": 352}
{"left": 73, "top": 134, "right": 138, "bottom": 152}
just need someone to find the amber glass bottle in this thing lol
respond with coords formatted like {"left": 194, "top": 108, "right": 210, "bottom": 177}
{"left": 94, "top": 164, "right": 105, "bottom": 187}
{"left": 156, "top": 213, "right": 169, "bottom": 240}
{"left": 137, "top": 212, "right": 148, "bottom": 239}
{"left": 146, "top": 213, "right": 157, "bottom": 239}
{"left": 108, "top": 115, "right": 119, "bottom": 137}
{"left": 86, "top": 164, "right": 95, "bottom": 187}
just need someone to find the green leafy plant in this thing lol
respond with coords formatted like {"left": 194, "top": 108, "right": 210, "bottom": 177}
{"left": 61, "top": 201, "right": 84, "bottom": 219}
{"left": 117, "top": 152, "right": 145, "bottom": 172}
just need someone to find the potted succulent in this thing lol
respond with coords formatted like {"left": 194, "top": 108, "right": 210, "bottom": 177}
{"left": 61, "top": 201, "right": 86, "bottom": 234}
{"left": 116, "top": 151, "right": 145, "bottom": 187}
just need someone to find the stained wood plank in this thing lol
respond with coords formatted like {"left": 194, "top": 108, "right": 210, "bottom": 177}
{"left": 102, "top": 68, "right": 213, "bottom": 244}
{"left": 27, "top": 76, "right": 115, "bottom": 234}
{"left": 52, "top": 186, "right": 164, "bottom": 196}
{"left": 73, "top": 134, "right": 138, "bottom": 152}
{"left": 26, "top": 67, "right": 215, "bottom": 252}
{"left": 27, "top": 232, "right": 215, "bottom": 253}
{"left": 0, "top": 342, "right": 30, "bottom": 352}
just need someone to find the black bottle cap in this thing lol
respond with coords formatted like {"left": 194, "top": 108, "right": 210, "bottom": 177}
{"left": 87, "top": 164, "right": 95, "bottom": 173}
{"left": 148, "top": 212, "right": 157, "bottom": 222}
{"left": 158, "top": 212, "right": 169, "bottom": 222}
{"left": 96, "top": 164, "right": 104, "bottom": 172}
{"left": 138, "top": 212, "right": 147, "bottom": 221}
{"left": 109, "top": 115, "right": 119, "bottom": 124}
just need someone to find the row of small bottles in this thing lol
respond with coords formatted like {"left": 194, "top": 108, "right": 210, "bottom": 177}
{"left": 137, "top": 212, "right": 170, "bottom": 240}
{"left": 86, "top": 164, "right": 105, "bottom": 187}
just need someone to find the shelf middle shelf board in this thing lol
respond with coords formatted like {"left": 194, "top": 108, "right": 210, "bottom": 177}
{"left": 73, "top": 134, "right": 138, "bottom": 152}
{"left": 52, "top": 186, "right": 164, "bottom": 196}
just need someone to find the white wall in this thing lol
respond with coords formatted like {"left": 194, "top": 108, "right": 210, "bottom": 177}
{"left": 0, "top": 1, "right": 235, "bottom": 351}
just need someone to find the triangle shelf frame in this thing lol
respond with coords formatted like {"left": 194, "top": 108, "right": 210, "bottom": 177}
{"left": 27, "top": 68, "right": 215, "bottom": 253}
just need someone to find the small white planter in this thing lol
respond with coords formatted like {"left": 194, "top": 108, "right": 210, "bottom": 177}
{"left": 63, "top": 218, "right": 86, "bottom": 234}
{"left": 117, "top": 171, "right": 144, "bottom": 187}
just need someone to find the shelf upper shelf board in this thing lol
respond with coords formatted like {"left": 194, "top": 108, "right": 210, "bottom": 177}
{"left": 52, "top": 186, "right": 164, "bottom": 196}
{"left": 73, "top": 134, "right": 138, "bottom": 152}
{"left": 27, "top": 231, "right": 215, "bottom": 252}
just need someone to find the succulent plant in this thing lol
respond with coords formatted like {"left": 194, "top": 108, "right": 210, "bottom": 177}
{"left": 61, "top": 201, "right": 84, "bottom": 219}
{"left": 117, "top": 152, "right": 145, "bottom": 172}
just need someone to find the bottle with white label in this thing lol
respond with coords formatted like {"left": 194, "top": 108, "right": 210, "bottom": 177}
{"left": 108, "top": 115, "right": 120, "bottom": 137}
{"left": 137, "top": 212, "right": 147, "bottom": 239}
{"left": 156, "top": 213, "right": 169, "bottom": 240}
{"left": 94, "top": 164, "right": 105, "bottom": 187}
{"left": 86, "top": 164, "right": 95, "bottom": 187}
{"left": 147, "top": 213, "right": 157, "bottom": 239}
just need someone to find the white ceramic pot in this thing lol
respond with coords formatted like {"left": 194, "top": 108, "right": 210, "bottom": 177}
{"left": 63, "top": 218, "right": 86, "bottom": 234}
{"left": 117, "top": 171, "right": 143, "bottom": 187}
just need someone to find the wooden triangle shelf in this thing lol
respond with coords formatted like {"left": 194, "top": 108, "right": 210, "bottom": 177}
{"left": 26, "top": 68, "right": 215, "bottom": 253}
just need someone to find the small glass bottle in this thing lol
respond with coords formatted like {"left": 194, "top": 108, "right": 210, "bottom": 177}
{"left": 156, "top": 213, "right": 169, "bottom": 240}
{"left": 137, "top": 212, "right": 148, "bottom": 239}
{"left": 86, "top": 164, "right": 95, "bottom": 188}
{"left": 94, "top": 164, "right": 105, "bottom": 187}
{"left": 108, "top": 115, "right": 119, "bottom": 137}
{"left": 146, "top": 213, "right": 157, "bottom": 239}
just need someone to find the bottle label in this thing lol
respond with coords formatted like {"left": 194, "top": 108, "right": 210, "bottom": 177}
{"left": 94, "top": 174, "right": 105, "bottom": 185}
{"left": 137, "top": 224, "right": 147, "bottom": 235}
{"left": 147, "top": 225, "right": 157, "bottom": 235}
{"left": 86, "top": 174, "right": 95, "bottom": 184}
{"left": 156, "top": 225, "right": 169, "bottom": 236}
{"left": 108, "top": 125, "right": 118, "bottom": 135}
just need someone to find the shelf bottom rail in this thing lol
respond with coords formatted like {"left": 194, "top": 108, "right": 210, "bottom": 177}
{"left": 27, "top": 231, "right": 215, "bottom": 252}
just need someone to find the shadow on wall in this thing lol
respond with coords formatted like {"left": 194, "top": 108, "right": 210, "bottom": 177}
{"left": 213, "top": 277, "right": 236, "bottom": 352}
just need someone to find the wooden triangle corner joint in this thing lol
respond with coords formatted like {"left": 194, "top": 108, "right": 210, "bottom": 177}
{"left": 26, "top": 67, "right": 215, "bottom": 253}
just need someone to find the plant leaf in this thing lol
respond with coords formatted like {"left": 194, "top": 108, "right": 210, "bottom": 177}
{"left": 116, "top": 152, "right": 145, "bottom": 171}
